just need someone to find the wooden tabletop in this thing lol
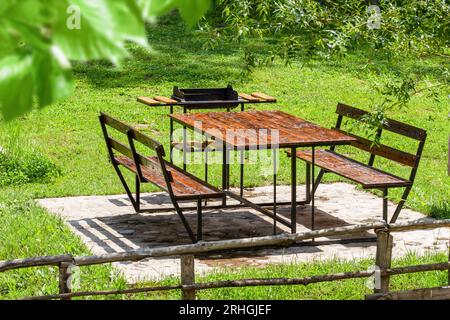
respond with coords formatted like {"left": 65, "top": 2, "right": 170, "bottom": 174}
{"left": 170, "top": 110, "right": 356, "bottom": 149}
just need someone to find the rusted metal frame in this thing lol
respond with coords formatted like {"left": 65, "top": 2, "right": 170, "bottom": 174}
{"left": 126, "top": 130, "right": 145, "bottom": 181}
{"left": 383, "top": 188, "right": 388, "bottom": 222}
{"left": 309, "top": 114, "right": 343, "bottom": 194}
{"left": 240, "top": 103, "right": 245, "bottom": 198}
{"left": 139, "top": 199, "right": 311, "bottom": 214}
{"left": 222, "top": 141, "right": 229, "bottom": 207}
{"left": 273, "top": 148, "right": 277, "bottom": 235}
{"left": 390, "top": 135, "right": 427, "bottom": 223}
{"left": 197, "top": 199, "right": 203, "bottom": 241}
{"left": 368, "top": 128, "right": 383, "bottom": 167}
{"left": 170, "top": 105, "right": 174, "bottom": 163}
{"left": 291, "top": 147, "right": 297, "bottom": 233}
{"left": 157, "top": 145, "right": 197, "bottom": 243}
{"left": 311, "top": 146, "right": 316, "bottom": 234}
{"left": 99, "top": 117, "right": 139, "bottom": 212}
{"left": 183, "top": 106, "right": 188, "bottom": 171}
{"left": 126, "top": 129, "right": 149, "bottom": 212}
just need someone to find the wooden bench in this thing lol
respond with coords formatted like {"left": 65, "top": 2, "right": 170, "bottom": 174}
{"left": 290, "top": 103, "right": 427, "bottom": 223}
{"left": 99, "top": 113, "right": 225, "bottom": 243}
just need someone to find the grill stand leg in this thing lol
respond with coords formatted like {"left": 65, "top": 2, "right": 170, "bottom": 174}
{"left": 197, "top": 199, "right": 203, "bottom": 242}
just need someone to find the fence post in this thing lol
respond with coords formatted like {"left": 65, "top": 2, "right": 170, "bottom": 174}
{"left": 180, "top": 255, "right": 196, "bottom": 300}
{"left": 374, "top": 228, "right": 393, "bottom": 294}
{"left": 58, "top": 262, "right": 72, "bottom": 300}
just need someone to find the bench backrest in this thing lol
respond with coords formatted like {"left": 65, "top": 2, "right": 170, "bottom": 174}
{"left": 99, "top": 113, "right": 175, "bottom": 193}
{"left": 334, "top": 103, "right": 427, "bottom": 182}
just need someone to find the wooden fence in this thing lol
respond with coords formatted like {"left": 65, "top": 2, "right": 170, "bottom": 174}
{"left": 1, "top": 219, "right": 450, "bottom": 300}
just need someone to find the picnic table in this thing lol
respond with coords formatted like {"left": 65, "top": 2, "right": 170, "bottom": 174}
{"left": 170, "top": 110, "right": 357, "bottom": 233}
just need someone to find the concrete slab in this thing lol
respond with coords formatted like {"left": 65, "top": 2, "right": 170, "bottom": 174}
{"left": 37, "top": 183, "right": 449, "bottom": 283}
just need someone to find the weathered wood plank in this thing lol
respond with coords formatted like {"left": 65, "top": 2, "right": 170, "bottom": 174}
{"left": 154, "top": 96, "right": 177, "bottom": 104}
{"left": 293, "top": 149, "right": 412, "bottom": 188}
{"left": 238, "top": 93, "right": 260, "bottom": 102}
{"left": 0, "top": 254, "right": 73, "bottom": 273}
{"left": 251, "top": 92, "right": 276, "bottom": 102}
{"left": 59, "top": 262, "right": 72, "bottom": 300}
{"left": 366, "top": 286, "right": 450, "bottom": 300}
{"left": 181, "top": 255, "right": 196, "bottom": 300}
{"left": 73, "top": 222, "right": 386, "bottom": 266}
{"left": 137, "top": 96, "right": 162, "bottom": 106}
{"left": 374, "top": 229, "right": 393, "bottom": 294}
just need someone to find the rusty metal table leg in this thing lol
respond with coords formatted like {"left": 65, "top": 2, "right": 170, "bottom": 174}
{"left": 222, "top": 142, "right": 228, "bottom": 207}
{"left": 183, "top": 106, "right": 187, "bottom": 171}
{"left": 291, "top": 147, "right": 297, "bottom": 233}
{"left": 311, "top": 146, "right": 316, "bottom": 239}
{"left": 169, "top": 105, "right": 174, "bottom": 164}
{"left": 273, "top": 148, "right": 277, "bottom": 235}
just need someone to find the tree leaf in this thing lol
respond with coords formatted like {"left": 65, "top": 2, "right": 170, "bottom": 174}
{"left": 177, "top": 0, "right": 212, "bottom": 27}
{"left": 32, "top": 47, "right": 74, "bottom": 108}
{"left": 0, "top": 54, "right": 34, "bottom": 121}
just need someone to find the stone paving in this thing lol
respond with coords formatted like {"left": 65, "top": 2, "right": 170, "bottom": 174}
{"left": 37, "top": 183, "right": 449, "bottom": 283}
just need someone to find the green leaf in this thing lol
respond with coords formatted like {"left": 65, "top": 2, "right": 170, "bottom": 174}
{"left": 138, "top": 0, "right": 177, "bottom": 18}
{"left": 32, "top": 47, "right": 74, "bottom": 108}
{"left": 0, "top": 54, "right": 34, "bottom": 121}
{"left": 177, "top": 0, "right": 212, "bottom": 27}
{"left": 138, "top": 0, "right": 212, "bottom": 26}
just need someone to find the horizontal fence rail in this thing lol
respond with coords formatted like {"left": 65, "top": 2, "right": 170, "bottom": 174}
{"left": 1, "top": 219, "right": 450, "bottom": 300}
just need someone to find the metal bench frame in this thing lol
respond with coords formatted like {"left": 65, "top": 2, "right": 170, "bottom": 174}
{"left": 99, "top": 113, "right": 225, "bottom": 243}
{"left": 309, "top": 103, "right": 427, "bottom": 223}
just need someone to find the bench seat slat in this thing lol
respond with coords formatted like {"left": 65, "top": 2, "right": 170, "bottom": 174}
{"left": 115, "top": 156, "right": 224, "bottom": 200}
{"left": 294, "top": 150, "right": 412, "bottom": 189}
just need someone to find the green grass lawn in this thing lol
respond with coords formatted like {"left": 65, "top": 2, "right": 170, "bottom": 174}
{"left": 0, "top": 15, "right": 449, "bottom": 300}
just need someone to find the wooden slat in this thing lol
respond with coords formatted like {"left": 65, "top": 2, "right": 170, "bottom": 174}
{"left": 101, "top": 113, "right": 163, "bottom": 153}
{"left": 154, "top": 96, "right": 178, "bottom": 104}
{"left": 137, "top": 96, "right": 162, "bottom": 106}
{"left": 108, "top": 138, "right": 164, "bottom": 176}
{"left": 251, "top": 92, "right": 276, "bottom": 102}
{"left": 336, "top": 103, "right": 427, "bottom": 141}
{"left": 100, "top": 113, "right": 131, "bottom": 135}
{"left": 334, "top": 129, "right": 418, "bottom": 167}
{"left": 128, "top": 129, "right": 163, "bottom": 152}
{"left": 366, "top": 286, "right": 450, "bottom": 300}
{"left": 294, "top": 149, "right": 412, "bottom": 188}
{"left": 115, "top": 156, "right": 223, "bottom": 200}
{"left": 238, "top": 93, "right": 260, "bottom": 102}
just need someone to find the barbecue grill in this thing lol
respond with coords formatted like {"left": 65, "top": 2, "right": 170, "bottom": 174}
{"left": 172, "top": 85, "right": 240, "bottom": 109}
